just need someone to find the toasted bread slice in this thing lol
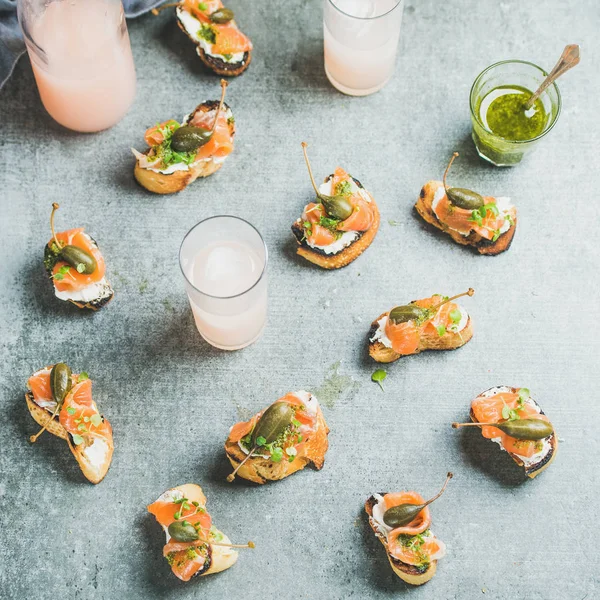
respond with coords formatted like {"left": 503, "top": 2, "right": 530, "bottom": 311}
{"left": 225, "top": 399, "right": 329, "bottom": 484}
{"left": 43, "top": 243, "right": 114, "bottom": 311}
{"left": 291, "top": 179, "right": 380, "bottom": 270}
{"left": 176, "top": 6, "right": 252, "bottom": 77}
{"left": 151, "top": 484, "right": 239, "bottom": 578}
{"left": 26, "top": 370, "right": 114, "bottom": 484}
{"left": 469, "top": 386, "right": 558, "bottom": 479}
{"left": 365, "top": 495, "right": 437, "bottom": 586}
{"left": 415, "top": 181, "right": 517, "bottom": 255}
{"left": 134, "top": 101, "right": 235, "bottom": 195}
{"left": 368, "top": 311, "right": 473, "bottom": 363}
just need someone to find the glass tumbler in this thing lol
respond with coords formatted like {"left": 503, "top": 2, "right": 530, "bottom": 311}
{"left": 18, "top": 0, "right": 136, "bottom": 132}
{"left": 323, "top": 0, "right": 404, "bottom": 96}
{"left": 470, "top": 60, "right": 561, "bottom": 166}
{"left": 179, "top": 216, "right": 268, "bottom": 351}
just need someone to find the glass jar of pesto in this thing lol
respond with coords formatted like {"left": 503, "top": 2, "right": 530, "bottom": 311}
{"left": 470, "top": 60, "right": 561, "bottom": 166}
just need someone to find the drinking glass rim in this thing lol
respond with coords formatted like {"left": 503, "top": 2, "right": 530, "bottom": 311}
{"left": 327, "top": 0, "right": 404, "bottom": 21}
{"left": 469, "top": 59, "right": 562, "bottom": 145}
{"left": 179, "top": 215, "right": 268, "bottom": 300}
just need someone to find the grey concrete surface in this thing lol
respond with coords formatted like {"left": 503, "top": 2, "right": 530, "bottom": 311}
{"left": 1, "top": 1, "right": 599, "bottom": 599}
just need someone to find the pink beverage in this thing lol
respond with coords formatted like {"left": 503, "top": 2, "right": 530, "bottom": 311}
{"left": 180, "top": 218, "right": 268, "bottom": 351}
{"left": 18, "top": 0, "right": 136, "bottom": 132}
{"left": 323, "top": 0, "right": 404, "bottom": 96}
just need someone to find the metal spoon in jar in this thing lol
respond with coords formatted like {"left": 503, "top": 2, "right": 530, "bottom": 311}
{"left": 524, "top": 44, "right": 580, "bottom": 113}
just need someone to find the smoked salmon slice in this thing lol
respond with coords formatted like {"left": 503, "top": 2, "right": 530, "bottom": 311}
{"left": 49, "top": 228, "right": 106, "bottom": 292}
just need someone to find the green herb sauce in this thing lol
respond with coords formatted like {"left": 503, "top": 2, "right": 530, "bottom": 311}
{"left": 483, "top": 85, "right": 547, "bottom": 141}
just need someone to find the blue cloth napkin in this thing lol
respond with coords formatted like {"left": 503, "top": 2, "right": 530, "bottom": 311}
{"left": 0, "top": 0, "right": 164, "bottom": 90}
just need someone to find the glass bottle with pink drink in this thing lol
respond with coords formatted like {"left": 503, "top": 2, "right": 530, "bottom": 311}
{"left": 18, "top": 0, "right": 136, "bottom": 132}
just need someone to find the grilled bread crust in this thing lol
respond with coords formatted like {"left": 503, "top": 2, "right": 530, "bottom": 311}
{"left": 368, "top": 312, "right": 474, "bottom": 363}
{"left": 415, "top": 180, "right": 517, "bottom": 255}
{"left": 364, "top": 495, "right": 437, "bottom": 586}
{"left": 469, "top": 386, "right": 558, "bottom": 479}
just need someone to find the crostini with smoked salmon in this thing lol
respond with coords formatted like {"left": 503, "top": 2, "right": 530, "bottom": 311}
{"left": 133, "top": 80, "right": 234, "bottom": 194}
{"left": 44, "top": 203, "right": 113, "bottom": 310}
{"left": 26, "top": 363, "right": 114, "bottom": 484}
{"left": 452, "top": 386, "right": 557, "bottom": 478}
{"left": 369, "top": 289, "right": 474, "bottom": 363}
{"left": 154, "top": 1, "right": 252, "bottom": 76}
{"left": 225, "top": 391, "right": 329, "bottom": 484}
{"left": 365, "top": 474, "right": 452, "bottom": 585}
{"left": 415, "top": 153, "right": 517, "bottom": 255}
{"left": 291, "top": 143, "right": 380, "bottom": 269}
{"left": 148, "top": 484, "right": 254, "bottom": 582}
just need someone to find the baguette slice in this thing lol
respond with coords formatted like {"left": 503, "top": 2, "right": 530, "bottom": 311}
{"left": 368, "top": 311, "right": 473, "bottom": 363}
{"left": 365, "top": 495, "right": 437, "bottom": 586}
{"left": 150, "top": 484, "right": 238, "bottom": 579}
{"left": 225, "top": 398, "right": 329, "bottom": 484}
{"left": 26, "top": 369, "right": 114, "bottom": 484}
{"left": 415, "top": 181, "right": 517, "bottom": 255}
{"left": 176, "top": 6, "right": 252, "bottom": 77}
{"left": 134, "top": 101, "right": 235, "bottom": 195}
{"left": 469, "top": 386, "right": 558, "bottom": 479}
{"left": 291, "top": 178, "right": 380, "bottom": 270}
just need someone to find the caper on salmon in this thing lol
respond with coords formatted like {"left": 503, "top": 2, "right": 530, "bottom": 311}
{"left": 320, "top": 195, "right": 354, "bottom": 221}
{"left": 59, "top": 245, "right": 97, "bottom": 275}
{"left": 383, "top": 473, "right": 453, "bottom": 528}
{"left": 50, "top": 362, "right": 72, "bottom": 405}
{"left": 389, "top": 304, "right": 426, "bottom": 324}
{"left": 301, "top": 142, "right": 354, "bottom": 221}
{"left": 251, "top": 402, "right": 295, "bottom": 446}
{"left": 227, "top": 400, "right": 296, "bottom": 482}
{"left": 388, "top": 289, "right": 475, "bottom": 325}
{"left": 168, "top": 520, "right": 199, "bottom": 543}
{"left": 170, "top": 125, "right": 212, "bottom": 152}
{"left": 443, "top": 152, "right": 484, "bottom": 209}
{"left": 210, "top": 7, "right": 234, "bottom": 23}
{"left": 171, "top": 79, "right": 229, "bottom": 153}
{"left": 49, "top": 203, "right": 97, "bottom": 274}
{"left": 453, "top": 418, "right": 554, "bottom": 440}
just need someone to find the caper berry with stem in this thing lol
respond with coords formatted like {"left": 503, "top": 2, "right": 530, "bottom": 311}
{"left": 49, "top": 204, "right": 97, "bottom": 275}
{"left": 388, "top": 288, "right": 475, "bottom": 325}
{"left": 171, "top": 79, "right": 229, "bottom": 153}
{"left": 452, "top": 418, "right": 554, "bottom": 440}
{"left": 168, "top": 520, "right": 199, "bottom": 543}
{"left": 168, "top": 519, "right": 255, "bottom": 549}
{"left": 383, "top": 473, "right": 453, "bottom": 529}
{"left": 443, "top": 152, "right": 484, "bottom": 210}
{"left": 301, "top": 142, "right": 354, "bottom": 221}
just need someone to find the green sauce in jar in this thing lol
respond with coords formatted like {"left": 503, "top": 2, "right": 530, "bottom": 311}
{"left": 480, "top": 85, "right": 548, "bottom": 141}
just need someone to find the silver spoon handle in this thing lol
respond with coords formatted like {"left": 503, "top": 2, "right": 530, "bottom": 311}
{"left": 525, "top": 44, "right": 580, "bottom": 109}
